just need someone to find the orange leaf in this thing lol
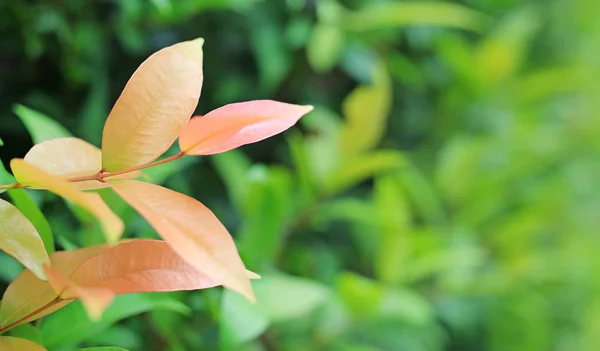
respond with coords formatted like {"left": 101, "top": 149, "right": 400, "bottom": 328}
{"left": 0, "top": 244, "right": 107, "bottom": 328}
{"left": 178, "top": 100, "right": 313, "bottom": 155}
{"left": 44, "top": 265, "right": 114, "bottom": 321}
{"left": 70, "top": 239, "right": 224, "bottom": 294}
{"left": 24, "top": 137, "right": 139, "bottom": 190}
{"left": 0, "top": 336, "right": 47, "bottom": 351}
{"left": 109, "top": 180, "right": 255, "bottom": 302}
{"left": 11, "top": 159, "right": 124, "bottom": 243}
{"left": 102, "top": 38, "right": 204, "bottom": 171}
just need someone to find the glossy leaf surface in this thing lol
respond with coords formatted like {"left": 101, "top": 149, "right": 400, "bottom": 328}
{"left": 11, "top": 159, "right": 124, "bottom": 243}
{"left": 102, "top": 39, "right": 204, "bottom": 171}
{"left": 0, "top": 199, "right": 49, "bottom": 280}
{"left": 110, "top": 180, "right": 254, "bottom": 301}
{"left": 178, "top": 100, "right": 313, "bottom": 155}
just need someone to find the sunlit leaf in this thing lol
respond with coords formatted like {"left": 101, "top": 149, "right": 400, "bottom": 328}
{"left": 339, "top": 59, "right": 391, "bottom": 155}
{"left": 0, "top": 336, "right": 47, "bottom": 351}
{"left": 11, "top": 159, "right": 124, "bottom": 243}
{"left": 0, "top": 245, "right": 107, "bottom": 328}
{"left": 25, "top": 137, "right": 105, "bottom": 190}
{"left": 45, "top": 265, "right": 115, "bottom": 321}
{"left": 344, "top": 2, "right": 488, "bottom": 32}
{"left": 0, "top": 199, "right": 49, "bottom": 280}
{"left": 70, "top": 240, "right": 229, "bottom": 294}
{"left": 102, "top": 38, "right": 204, "bottom": 171}
{"left": 109, "top": 180, "right": 254, "bottom": 302}
{"left": 13, "top": 104, "right": 71, "bottom": 143}
{"left": 178, "top": 100, "right": 313, "bottom": 155}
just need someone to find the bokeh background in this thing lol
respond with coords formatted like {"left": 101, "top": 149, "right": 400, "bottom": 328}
{"left": 1, "top": 0, "right": 600, "bottom": 350}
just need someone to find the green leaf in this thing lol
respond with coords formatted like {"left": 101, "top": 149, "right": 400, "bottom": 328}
{"left": 220, "top": 288, "right": 269, "bottom": 351}
{"left": 13, "top": 104, "right": 71, "bottom": 143}
{"left": 79, "top": 348, "right": 130, "bottom": 351}
{"left": 307, "top": 22, "right": 345, "bottom": 73}
{"left": 344, "top": 2, "right": 488, "bottom": 32}
{"left": 255, "top": 274, "right": 329, "bottom": 322}
{"left": 7, "top": 189, "right": 55, "bottom": 253}
{"left": 211, "top": 149, "right": 252, "bottom": 214}
{"left": 322, "top": 150, "right": 405, "bottom": 195}
{"left": 0, "top": 199, "right": 50, "bottom": 280}
{"left": 40, "top": 293, "right": 190, "bottom": 348}
{"left": 339, "top": 59, "right": 392, "bottom": 156}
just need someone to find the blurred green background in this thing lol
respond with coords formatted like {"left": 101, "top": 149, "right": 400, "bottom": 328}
{"left": 1, "top": 0, "right": 599, "bottom": 350}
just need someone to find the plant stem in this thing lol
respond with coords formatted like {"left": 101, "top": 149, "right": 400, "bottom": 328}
{"left": 0, "top": 152, "right": 186, "bottom": 189}
{"left": 0, "top": 296, "right": 62, "bottom": 334}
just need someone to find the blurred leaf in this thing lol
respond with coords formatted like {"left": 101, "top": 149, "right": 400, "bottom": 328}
{"left": 307, "top": 23, "right": 345, "bottom": 73}
{"left": 220, "top": 289, "right": 269, "bottom": 351}
{"left": 13, "top": 104, "right": 71, "bottom": 143}
{"left": 211, "top": 149, "right": 252, "bottom": 213}
{"left": 322, "top": 150, "right": 404, "bottom": 195}
{"left": 344, "top": 2, "right": 488, "bottom": 32}
{"left": 339, "top": 59, "right": 391, "bottom": 155}
{"left": 79, "top": 348, "right": 129, "bottom": 351}
{"left": 40, "top": 293, "right": 190, "bottom": 348}
{"left": 0, "top": 336, "right": 47, "bottom": 350}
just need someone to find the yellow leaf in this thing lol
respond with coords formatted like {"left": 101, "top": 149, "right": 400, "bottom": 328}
{"left": 0, "top": 244, "right": 107, "bottom": 328}
{"left": 11, "top": 159, "right": 123, "bottom": 243}
{"left": 0, "top": 336, "right": 47, "bottom": 351}
{"left": 102, "top": 38, "right": 204, "bottom": 171}
{"left": 339, "top": 60, "right": 391, "bottom": 156}
{"left": 24, "top": 137, "right": 138, "bottom": 190}
{"left": 110, "top": 180, "right": 255, "bottom": 302}
{"left": 0, "top": 199, "right": 49, "bottom": 280}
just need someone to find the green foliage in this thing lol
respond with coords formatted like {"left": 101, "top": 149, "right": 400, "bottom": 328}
{"left": 2, "top": 0, "right": 599, "bottom": 350}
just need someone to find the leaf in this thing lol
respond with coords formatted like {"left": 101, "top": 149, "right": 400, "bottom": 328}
{"left": 0, "top": 244, "right": 107, "bottom": 328}
{"left": 344, "top": 2, "right": 488, "bottom": 32}
{"left": 45, "top": 265, "right": 115, "bottom": 321}
{"left": 23, "top": 137, "right": 137, "bottom": 191}
{"left": 307, "top": 22, "right": 345, "bottom": 73}
{"left": 79, "top": 348, "right": 129, "bottom": 351}
{"left": 321, "top": 150, "right": 404, "bottom": 195}
{"left": 0, "top": 336, "right": 47, "bottom": 351}
{"left": 11, "top": 159, "right": 124, "bottom": 243}
{"left": 178, "top": 100, "right": 313, "bottom": 155}
{"left": 101, "top": 38, "right": 204, "bottom": 171}
{"left": 0, "top": 161, "right": 54, "bottom": 253}
{"left": 69, "top": 239, "right": 230, "bottom": 294}
{"left": 339, "top": 59, "right": 391, "bottom": 155}
{"left": 220, "top": 289, "right": 269, "bottom": 351}
{"left": 109, "top": 180, "right": 254, "bottom": 301}
{"left": 41, "top": 293, "right": 189, "bottom": 348}
{"left": 0, "top": 199, "right": 49, "bottom": 280}
{"left": 13, "top": 104, "right": 71, "bottom": 143}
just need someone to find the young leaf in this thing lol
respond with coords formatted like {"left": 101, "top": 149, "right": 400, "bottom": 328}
{"left": 102, "top": 39, "right": 204, "bottom": 172}
{"left": 13, "top": 104, "right": 71, "bottom": 143}
{"left": 0, "top": 199, "right": 50, "bottom": 280}
{"left": 0, "top": 336, "right": 47, "bottom": 351}
{"left": 69, "top": 240, "right": 227, "bottom": 294}
{"left": 0, "top": 244, "right": 107, "bottom": 328}
{"left": 178, "top": 100, "right": 313, "bottom": 155}
{"left": 23, "top": 137, "right": 137, "bottom": 190}
{"left": 45, "top": 265, "right": 115, "bottom": 321}
{"left": 109, "top": 180, "right": 254, "bottom": 302}
{"left": 11, "top": 159, "right": 124, "bottom": 243}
